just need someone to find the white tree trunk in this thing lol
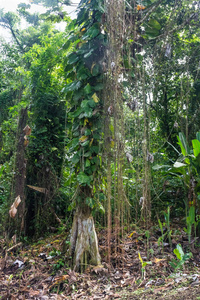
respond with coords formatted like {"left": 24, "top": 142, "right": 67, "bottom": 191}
{"left": 70, "top": 207, "right": 101, "bottom": 271}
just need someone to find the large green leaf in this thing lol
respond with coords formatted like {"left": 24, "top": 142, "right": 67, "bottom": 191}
{"left": 83, "top": 109, "right": 93, "bottom": 118}
{"left": 84, "top": 128, "right": 91, "bottom": 136}
{"left": 94, "top": 2, "right": 104, "bottom": 13}
{"left": 0, "top": 165, "right": 5, "bottom": 178}
{"left": 85, "top": 158, "right": 91, "bottom": 167}
{"left": 81, "top": 99, "right": 89, "bottom": 109}
{"left": 77, "top": 172, "right": 92, "bottom": 185}
{"left": 71, "top": 137, "right": 80, "bottom": 149}
{"left": 177, "top": 132, "right": 190, "bottom": 156}
{"left": 143, "top": 19, "right": 161, "bottom": 38}
{"left": 71, "top": 153, "right": 80, "bottom": 164}
{"left": 62, "top": 40, "right": 71, "bottom": 50}
{"left": 90, "top": 146, "right": 99, "bottom": 154}
{"left": 81, "top": 140, "right": 90, "bottom": 147}
{"left": 64, "top": 81, "right": 82, "bottom": 93}
{"left": 62, "top": 33, "right": 78, "bottom": 50}
{"left": 84, "top": 83, "right": 92, "bottom": 94}
{"left": 77, "top": 67, "right": 90, "bottom": 80}
{"left": 192, "top": 139, "right": 200, "bottom": 157}
{"left": 88, "top": 99, "right": 96, "bottom": 108}
{"left": 83, "top": 49, "right": 94, "bottom": 58}
{"left": 74, "top": 89, "right": 83, "bottom": 101}
{"left": 83, "top": 23, "right": 100, "bottom": 39}
{"left": 67, "top": 52, "right": 79, "bottom": 64}
{"left": 84, "top": 151, "right": 92, "bottom": 157}
{"left": 145, "top": 27, "right": 160, "bottom": 38}
{"left": 91, "top": 64, "right": 100, "bottom": 76}
{"left": 148, "top": 19, "right": 161, "bottom": 30}
{"left": 174, "top": 244, "right": 184, "bottom": 261}
{"left": 68, "top": 107, "right": 82, "bottom": 118}
{"left": 188, "top": 206, "right": 195, "bottom": 224}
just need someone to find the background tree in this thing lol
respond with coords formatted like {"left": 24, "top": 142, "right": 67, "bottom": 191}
{"left": 0, "top": 4, "right": 70, "bottom": 237}
{"left": 23, "top": 32, "right": 67, "bottom": 236}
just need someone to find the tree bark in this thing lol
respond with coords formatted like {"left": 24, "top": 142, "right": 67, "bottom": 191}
{"left": 12, "top": 108, "right": 28, "bottom": 235}
{"left": 70, "top": 205, "right": 101, "bottom": 271}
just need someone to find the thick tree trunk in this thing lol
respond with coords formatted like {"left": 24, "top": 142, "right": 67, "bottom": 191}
{"left": 70, "top": 206, "right": 101, "bottom": 271}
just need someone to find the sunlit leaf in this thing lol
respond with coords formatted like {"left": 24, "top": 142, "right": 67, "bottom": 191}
{"left": 64, "top": 81, "right": 82, "bottom": 93}
{"left": 185, "top": 157, "right": 190, "bottom": 164}
{"left": 128, "top": 231, "right": 136, "bottom": 238}
{"left": 0, "top": 165, "right": 5, "bottom": 177}
{"left": 92, "top": 93, "right": 99, "bottom": 103}
{"left": 174, "top": 244, "right": 184, "bottom": 260}
{"left": 138, "top": 251, "right": 143, "bottom": 264}
{"left": 154, "top": 258, "right": 166, "bottom": 264}
{"left": 192, "top": 139, "right": 200, "bottom": 157}
{"left": 84, "top": 49, "right": 94, "bottom": 58}
{"left": 89, "top": 138, "right": 94, "bottom": 146}
{"left": 79, "top": 136, "right": 88, "bottom": 142}
{"left": 85, "top": 23, "right": 100, "bottom": 38}
{"left": 49, "top": 275, "right": 69, "bottom": 288}
{"left": 173, "top": 162, "right": 187, "bottom": 168}
{"left": 84, "top": 118, "right": 89, "bottom": 126}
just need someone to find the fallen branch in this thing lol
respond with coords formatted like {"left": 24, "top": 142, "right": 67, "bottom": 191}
{"left": 7, "top": 242, "right": 22, "bottom": 253}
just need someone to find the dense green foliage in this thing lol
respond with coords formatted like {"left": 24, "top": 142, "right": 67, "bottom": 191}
{"left": 0, "top": 0, "right": 200, "bottom": 252}
{"left": 62, "top": 0, "right": 106, "bottom": 213}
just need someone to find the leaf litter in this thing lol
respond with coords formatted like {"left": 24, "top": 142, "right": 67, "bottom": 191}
{"left": 0, "top": 224, "right": 200, "bottom": 299}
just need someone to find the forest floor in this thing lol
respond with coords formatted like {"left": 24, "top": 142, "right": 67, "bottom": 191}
{"left": 0, "top": 221, "right": 200, "bottom": 299}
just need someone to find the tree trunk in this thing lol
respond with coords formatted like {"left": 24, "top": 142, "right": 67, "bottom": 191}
{"left": 70, "top": 205, "right": 101, "bottom": 271}
{"left": 12, "top": 108, "right": 28, "bottom": 236}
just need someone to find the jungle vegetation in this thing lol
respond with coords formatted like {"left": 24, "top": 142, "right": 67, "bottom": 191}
{"left": 0, "top": 0, "right": 200, "bottom": 271}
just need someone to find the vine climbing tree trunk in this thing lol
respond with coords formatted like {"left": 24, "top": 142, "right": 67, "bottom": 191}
{"left": 65, "top": 0, "right": 107, "bottom": 270}
{"left": 67, "top": 0, "right": 127, "bottom": 270}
